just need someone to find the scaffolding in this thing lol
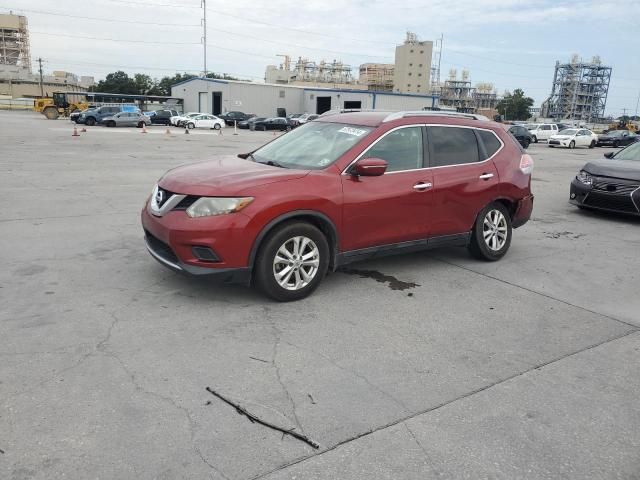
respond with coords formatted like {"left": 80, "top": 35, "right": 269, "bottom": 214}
{"left": 439, "top": 69, "right": 475, "bottom": 112}
{"left": 0, "top": 13, "right": 31, "bottom": 72}
{"left": 544, "top": 55, "right": 611, "bottom": 122}
{"left": 293, "top": 57, "right": 354, "bottom": 84}
{"left": 359, "top": 63, "right": 394, "bottom": 91}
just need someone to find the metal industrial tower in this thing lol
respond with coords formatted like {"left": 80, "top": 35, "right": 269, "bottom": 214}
{"left": 545, "top": 56, "right": 611, "bottom": 122}
{"left": 0, "top": 13, "right": 32, "bottom": 72}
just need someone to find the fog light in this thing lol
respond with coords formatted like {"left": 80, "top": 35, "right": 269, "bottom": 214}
{"left": 192, "top": 246, "right": 219, "bottom": 262}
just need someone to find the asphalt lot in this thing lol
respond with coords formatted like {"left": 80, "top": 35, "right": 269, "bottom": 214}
{"left": 1, "top": 110, "right": 639, "bottom": 480}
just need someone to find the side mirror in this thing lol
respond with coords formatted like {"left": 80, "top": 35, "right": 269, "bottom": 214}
{"left": 352, "top": 157, "right": 387, "bottom": 176}
{"left": 604, "top": 152, "right": 615, "bottom": 159}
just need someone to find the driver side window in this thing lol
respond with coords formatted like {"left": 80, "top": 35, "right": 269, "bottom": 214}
{"left": 362, "top": 127, "right": 423, "bottom": 173}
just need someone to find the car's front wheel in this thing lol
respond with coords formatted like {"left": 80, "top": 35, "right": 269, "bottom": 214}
{"left": 255, "top": 222, "right": 329, "bottom": 301}
{"left": 214, "top": 123, "right": 221, "bottom": 130}
{"left": 589, "top": 140, "right": 596, "bottom": 149}
{"left": 187, "top": 123, "right": 195, "bottom": 129}
{"left": 569, "top": 140, "right": 575, "bottom": 149}
{"left": 468, "top": 202, "right": 512, "bottom": 261}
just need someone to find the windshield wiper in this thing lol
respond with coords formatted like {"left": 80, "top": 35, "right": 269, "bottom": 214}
{"left": 259, "top": 160, "right": 287, "bottom": 168}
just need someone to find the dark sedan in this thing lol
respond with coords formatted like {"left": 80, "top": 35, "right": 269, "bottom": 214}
{"left": 237, "top": 117, "right": 266, "bottom": 129}
{"left": 252, "top": 117, "right": 293, "bottom": 131}
{"left": 508, "top": 125, "right": 533, "bottom": 148}
{"left": 570, "top": 142, "right": 640, "bottom": 216}
{"left": 596, "top": 130, "right": 637, "bottom": 148}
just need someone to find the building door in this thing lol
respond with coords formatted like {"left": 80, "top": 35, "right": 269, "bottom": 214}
{"left": 316, "top": 96, "right": 332, "bottom": 114}
{"left": 198, "top": 92, "right": 208, "bottom": 113}
{"left": 344, "top": 100, "right": 361, "bottom": 109}
{"left": 212, "top": 92, "right": 222, "bottom": 115}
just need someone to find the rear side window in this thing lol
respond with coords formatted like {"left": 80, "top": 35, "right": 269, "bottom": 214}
{"left": 428, "top": 126, "right": 479, "bottom": 167}
{"left": 477, "top": 130, "right": 502, "bottom": 159}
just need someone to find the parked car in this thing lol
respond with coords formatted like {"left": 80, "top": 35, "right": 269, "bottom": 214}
{"left": 101, "top": 111, "right": 152, "bottom": 128}
{"left": 185, "top": 114, "right": 225, "bottom": 130}
{"left": 293, "top": 113, "right": 319, "bottom": 126}
{"left": 548, "top": 128, "right": 597, "bottom": 149}
{"left": 526, "top": 123, "right": 558, "bottom": 143}
{"left": 238, "top": 117, "right": 267, "bottom": 129}
{"left": 71, "top": 106, "right": 97, "bottom": 123}
{"left": 170, "top": 112, "right": 194, "bottom": 126}
{"left": 141, "top": 110, "right": 534, "bottom": 301}
{"left": 77, "top": 106, "right": 125, "bottom": 126}
{"left": 570, "top": 141, "right": 640, "bottom": 216}
{"left": 508, "top": 125, "right": 533, "bottom": 148}
{"left": 173, "top": 112, "right": 202, "bottom": 127}
{"left": 150, "top": 109, "right": 179, "bottom": 125}
{"left": 251, "top": 117, "right": 293, "bottom": 131}
{"left": 555, "top": 123, "right": 571, "bottom": 131}
{"left": 220, "top": 111, "right": 254, "bottom": 126}
{"left": 596, "top": 129, "right": 638, "bottom": 148}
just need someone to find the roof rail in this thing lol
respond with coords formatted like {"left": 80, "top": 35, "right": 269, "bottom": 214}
{"left": 382, "top": 111, "right": 490, "bottom": 123}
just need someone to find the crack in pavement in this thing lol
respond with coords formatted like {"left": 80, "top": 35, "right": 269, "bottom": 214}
{"left": 249, "top": 330, "right": 639, "bottom": 480}
{"left": 403, "top": 423, "right": 441, "bottom": 478}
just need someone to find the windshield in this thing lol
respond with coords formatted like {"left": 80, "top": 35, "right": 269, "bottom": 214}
{"left": 559, "top": 129, "right": 577, "bottom": 135}
{"left": 607, "top": 130, "right": 625, "bottom": 137}
{"left": 253, "top": 122, "right": 373, "bottom": 169}
{"left": 613, "top": 142, "right": 640, "bottom": 161}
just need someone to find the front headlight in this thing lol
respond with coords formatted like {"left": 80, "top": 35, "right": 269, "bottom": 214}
{"left": 186, "top": 197, "right": 253, "bottom": 218}
{"left": 577, "top": 170, "right": 592, "bottom": 185}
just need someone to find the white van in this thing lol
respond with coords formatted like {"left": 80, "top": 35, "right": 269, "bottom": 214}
{"left": 526, "top": 123, "right": 558, "bottom": 143}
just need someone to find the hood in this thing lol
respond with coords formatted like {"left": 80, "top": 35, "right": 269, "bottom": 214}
{"left": 551, "top": 134, "right": 572, "bottom": 139}
{"left": 158, "top": 155, "right": 310, "bottom": 196}
{"left": 583, "top": 160, "right": 640, "bottom": 182}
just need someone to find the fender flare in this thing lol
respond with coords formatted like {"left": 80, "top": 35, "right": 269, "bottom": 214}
{"left": 248, "top": 210, "right": 340, "bottom": 269}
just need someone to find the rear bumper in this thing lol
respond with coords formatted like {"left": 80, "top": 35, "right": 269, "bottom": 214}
{"left": 512, "top": 194, "right": 534, "bottom": 228}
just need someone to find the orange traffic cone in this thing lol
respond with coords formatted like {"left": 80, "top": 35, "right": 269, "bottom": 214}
{"left": 72, "top": 126, "right": 80, "bottom": 137}
{"left": 165, "top": 127, "right": 171, "bottom": 135}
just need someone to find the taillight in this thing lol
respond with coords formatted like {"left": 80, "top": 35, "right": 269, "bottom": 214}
{"left": 520, "top": 154, "right": 534, "bottom": 175}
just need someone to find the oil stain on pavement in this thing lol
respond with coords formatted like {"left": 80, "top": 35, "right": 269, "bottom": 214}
{"left": 339, "top": 268, "right": 420, "bottom": 291}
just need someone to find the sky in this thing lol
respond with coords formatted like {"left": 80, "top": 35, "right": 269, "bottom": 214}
{"left": 6, "top": 0, "right": 640, "bottom": 116}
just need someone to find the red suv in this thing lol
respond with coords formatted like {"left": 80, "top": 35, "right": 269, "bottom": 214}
{"left": 142, "top": 111, "right": 534, "bottom": 301}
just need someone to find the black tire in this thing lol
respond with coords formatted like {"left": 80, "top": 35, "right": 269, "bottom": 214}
{"left": 213, "top": 123, "right": 221, "bottom": 130}
{"left": 187, "top": 123, "right": 195, "bottom": 129}
{"left": 532, "top": 135, "right": 538, "bottom": 143}
{"left": 137, "top": 121, "right": 144, "bottom": 128}
{"left": 106, "top": 121, "right": 115, "bottom": 128}
{"left": 86, "top": 117, "right": 96, "bottom": 126}
{"left": 569, "top": 140, "right": 575, "bottom": 149}
{"left": 589, "top": 140, "right": 595, "bottom": 149}
{"left": 254, "top": 222, "right": 329, "bottom": 301}
{"left": 523, "top": 138, "right": 530, "bottom": 149}
{"left": 468, "top": 202, "right": 512, "bottom": 261}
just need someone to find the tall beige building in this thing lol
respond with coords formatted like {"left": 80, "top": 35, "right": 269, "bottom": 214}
{"left": 393, "top": 32, "right": 432, "bottom": 94}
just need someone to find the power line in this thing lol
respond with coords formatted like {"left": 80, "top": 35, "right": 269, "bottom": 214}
{"left": 0, "top": 5, "right": 201, "bottom": 26}
{"left": 105, "top": 0, "right": 201, "bottom": 8}
{"left": 31, "top": 30, "right": 199, "bottom": 46}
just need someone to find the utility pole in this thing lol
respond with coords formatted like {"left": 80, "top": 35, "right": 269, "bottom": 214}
{"left": 202, "top": 0, "right": 207, "bottom": 77}
{"left": 37, "top": 57, "right": 44, "bottom": 97}
{"left": 634, "top": 91, "right": 640, "bottom": 118}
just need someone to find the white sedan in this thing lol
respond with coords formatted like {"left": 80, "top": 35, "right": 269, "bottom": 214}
{"left": 171, "top": 112, "right": 201, "bottom": 126}
{"left": 548, "top": 128, "right": 598, "bottom": 149}
{"left": 185, "top": 114, "right": 225, "bottom": 130}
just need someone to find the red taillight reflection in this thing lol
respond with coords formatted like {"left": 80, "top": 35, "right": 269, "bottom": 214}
{"left": 520, "top": 154, "right": 534, "bottom": 175}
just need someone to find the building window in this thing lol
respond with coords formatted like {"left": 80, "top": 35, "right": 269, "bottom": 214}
{"left": 417, "top": 85, "right": 421, "bottom": 88}
{"left": 419, "top": 64, "right": 423, "bottom": 67}
{"left": 410, "top": 49, "right": 414, "bottom": 53}
{"left": 418, "top": 73, "right": 422, "bottom": 77}
{"left": 408, "top": 72, "right": 412, "bottom": 76}
{"left": 409, "top": 63, "right": 413, "bottom": 67}
{"left": 279, "top": 90, "right": 285, "bottom": 98}
{"left": 420, "top": 50, "right": 424, "bottom": 54}
{"left": 407, "top": 84, "right": 411, "bottom": 87}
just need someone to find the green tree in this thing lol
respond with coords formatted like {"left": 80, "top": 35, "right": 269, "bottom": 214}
{"left": 90, "top": 71, "right": 137, "bottom": 94}
{"left": 496, "top": 89, "right": 534, "bottom": 121}
{"left": 133, "top": 73, "right": 155, "bottom": 94}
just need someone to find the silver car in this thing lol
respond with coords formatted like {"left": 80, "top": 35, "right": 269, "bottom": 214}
{"left": 101, "top": 112, "right": 152, "bottom": 128}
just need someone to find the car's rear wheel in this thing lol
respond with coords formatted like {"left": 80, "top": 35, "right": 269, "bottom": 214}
{"left": 523, "top": 138, "right": 530, "bottom": 148}
{"left": 86, "top": 117, "right": 96, "bottom": 126}
{"left": 569, "top": 140, "right": 575, "bottom": 149}
{"left": 532, "top": 135, "right": 538, "bottom": 143}
{"left": 187, "top": 123, "right": 195, "bottom": 129}
{"left": 107, "top": 121, "right": 115, "bottom": 127}
{"left": 468, "top": 202, "right": 512, "bottom": 261}
{"left": 589, "top": 140, "right": 596, "bottom": 149}
{"left": 255, "top": 222, "right": 329, "bottom": 301}
{"left": 214, "top": 124, "right": 221, "bottom": 130}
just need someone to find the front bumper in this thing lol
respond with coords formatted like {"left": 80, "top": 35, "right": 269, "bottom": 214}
{"left": 548, "top": 139, "right": 570, "bottom": 147}
{"left": 570, "top": 178, "right": 640, "bottom": 216}
{"left": 512, "top": 194, "right": 534, "bottom": 228}
{"left": 141, "top": 205, "right": 253, "bottom": 284}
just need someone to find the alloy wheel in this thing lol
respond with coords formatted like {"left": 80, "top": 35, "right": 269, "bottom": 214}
{"left": 272, "top": 236, "right": 320, "bottom": 291}
{"left": 483, "top": 209, "right": 508, "bottom": 251}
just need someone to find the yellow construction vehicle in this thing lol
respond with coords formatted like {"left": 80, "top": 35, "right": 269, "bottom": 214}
{"left": 607, "top": 118, "right": 638, "bottom": 133}
{"left": 34, "top": 92, "right": 90, "bottom": 120}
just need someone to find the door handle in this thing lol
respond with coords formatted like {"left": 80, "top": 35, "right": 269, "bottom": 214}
{"left": 413, "top": 182, "right": 433, "bottom": 191}
{"left": 479, "top": 173, "right": 494, "bottom": 180}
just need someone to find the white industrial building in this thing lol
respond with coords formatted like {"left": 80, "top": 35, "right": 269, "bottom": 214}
{"left": 171, "top": 77, "right": 439, "bottom": 117}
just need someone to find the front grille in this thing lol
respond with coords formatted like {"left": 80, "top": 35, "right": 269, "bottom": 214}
{"left": 592, "top": 178, "right": 639, "bottom": 195}
{"left": 584, "top": 192, "right": 639, "bottom": 213}
{"left": 549, "top": 140, "right": 560, "bottom": 145}
{"left": 145, "top": 230, "right": 179, "bottom": 264}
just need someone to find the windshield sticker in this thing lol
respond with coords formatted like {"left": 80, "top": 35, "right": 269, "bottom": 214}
{"left": 338, "top": 127, "right": 368, "bottom": 137}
